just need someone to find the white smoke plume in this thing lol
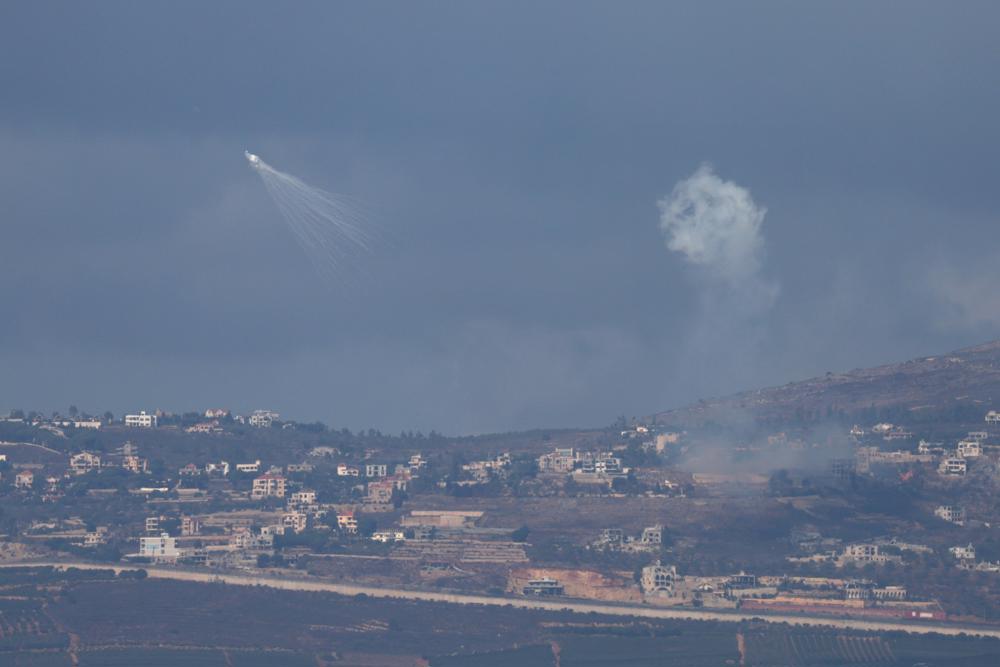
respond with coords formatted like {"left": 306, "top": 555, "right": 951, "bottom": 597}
{"left": 659, "top": 164, "right": 778, "bottom": 308}
{"left": 658, "top": 164, "right": 780, "bottom": 398}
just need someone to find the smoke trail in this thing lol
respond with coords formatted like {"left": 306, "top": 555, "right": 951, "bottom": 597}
{"left": 246, "top": 152, "right": 372, "bottom": 281}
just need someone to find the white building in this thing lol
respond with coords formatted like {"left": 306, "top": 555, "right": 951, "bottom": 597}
{"left": 139, "top": 533, "right": 182, "bottom": 561}
{"left": 365, "top": 463, "right": 388, "bottom": 477}
{"left": 986, "top": 411, "right": 1000, "bottom": 424}
{"left": 337, "top": 464, "right": 360, "bottom": 476}
{"left": 939, "top": 457, "right": 967, "bottom": 476}
{"left": 72, "top": 419, "right": 103, "bottom": 430}
{"left": 235, "top": 460, "right": 261, "bottom": 473}
{"left": 950, "top": 544, "right": 976, "bottom": 562}
{"left": 124, "top": 411, "right": 157, "bottom": 428}
{"left": 641, "top": 560, "right": 679, "bottom": 594}
{"left": 935, "top": 505, "right": 966, "bottom": 525}
{"left": 957, "top": 440, "right": 983, "bottom": 458}
{"left": 249, "top": 410, "right": 279, "bottom": 428}
{"left": 69, "top": 451, "right": 101, "bottom": 475}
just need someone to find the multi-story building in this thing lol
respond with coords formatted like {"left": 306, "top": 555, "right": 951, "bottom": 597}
{"left": 935, "top": 505, "right": 966, "bottom": 525}
{"left": 939, "top": 457, "right": 968, "bottom": 476}
{"left": 538, "top": 448, "right": 576, "bottom": 473}
{"left": 282, "top": 512, "right": 308, "bottom": 533}
{"left": 181, "top": 515, "right": 201, "bottom": 536}
{"left": 251, "top": 473, "right": 286, "bottom": 499}
{"left": 139, "top": 533, "right": 182, "bottom": 561}
{"left": 367, "top": 479, "right": 395, "bottom": 504}
{"left": 124, "top": 411, "right": 157, "bottom": 428}
{"left": 641, "top": 561, "right": 679, "bottom": 594}
{"left": 14, "top": 471, "right": 34, "bottom": 489}
{"left": 288, "top": 490, "right": 317, "bottom": 510}
{"left": 950, "top": 544, "right": 977, "bottom": 562}
{"left": 248, "top": 410, "right": 279, "bottom": 428}
{"left": 337, "top": 511, "right": 358, "bottom": 534}
{"left": 957, "top": 440, "right": 983, "bottom": 458}
{"left": 69, "top": 451, "right": 101, "bottom": 475}
{"left": 365, "top": 463, "right": 388, "bottom": 478}
{"left": 122, "top": 455, "right": 147, "bottom": 474}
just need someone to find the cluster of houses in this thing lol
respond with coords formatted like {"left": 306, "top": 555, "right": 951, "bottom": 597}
{"left": 592, "top": 525, "right": 664, "bottom": 553}
{"left": 537, "top": 447, "right": 628, "bottom": 485}
{"left": 848, "top": 424, "right": 994, "bottom": 479}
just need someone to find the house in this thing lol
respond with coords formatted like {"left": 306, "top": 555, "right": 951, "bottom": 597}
{"left": 145, "top": 516, "right": 162, "bottom": 533}
{"left": 950, "top": 544, "right": 976, "bottom": 562}
{"left": 986, "top": 411, "right": 1000, "bottom": 424}
{"left": 122, "top": 455, "right": 147, "bottom": 474}
{"left": 235, "top": 460, "right": 261, "bottom": 473}
{"left": 939, "top": 457, "right": 967, "bottom": 476}
{"left": 935, "top": 505, "right": 966, "bottom": 525}
{"left": 139, "top": 533, "right": 182, "bottom": 561}
{"left": 282, "top": 512, "right": 308, "bottom": 533}
{"left": 248, "top": 410, "right": 279, "bottom": 428}
{"left": 337, "top": 511, "right": 358, "bottom": 534}
{"left": 967, "top": 431, "right": 989, "bottom": 441}
{"left": 181, "top": 516, "right": 201, "bottom": 536}
{"left": 14, "top": 470, "right": 34, "bottom": 489}
{"left": 538, "top": 448, "right": 576, "bottom": 473}
{"left": 69, "top": 452, "right": 101, "bottom": 475}
{"left": 124, "top": 411, "right": 157, "bottom": 428}
{"left": 204, "top": 408, "right": 230, "bottom": 419}
{"left": 640, "top": 525, "right": 663, "bottom": 545}
{"left": 251, "top": 473, "right": 286, "bottom": 499}
{"left": 72, "top": 419, "right": 103, "bottom": 430}
{"left": 839, "top": 544, "right": 901, "bottom": 565}
{"left": 286, "top": 463, "right": 314, "bottom": 473}
{"left": 367, "top": 479, "right": 395, "bottom": 503}
{"left": 365, "top": 463, "right": 388, "bottom": 477}
{"left": 957, "top": 440, "right": 983, "bottom": 458}
{"left": 288, "top": 490, "right": 317, "bottom": 509}
{"left": 82, "top": 527, "right": 109, "bottom": 547}
{"left": 408, "top": 453, "right": 427, "bottom": 470}
{"left": 371, "top": 530, "right": 405, "bottom": 543}
{"left": 186, "top": 420, "right": 223, "bottom": 434}
{"left": 337, "top": 464, "right": 360, "bottom": 477}
{"left": 523, "top": 577, "right": 564, "bottom": 596}
{"left": 204, "top": 461, "right": 230, "bottom": 476}
{"left": 641, "top": 561, "right": 679, "bottom": 594}
{"left": 178, "top": 463, "right": 201, "bottom": 477}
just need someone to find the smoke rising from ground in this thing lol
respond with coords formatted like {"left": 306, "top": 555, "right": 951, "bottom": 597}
{"left": 658, "top": 164, "right": 780, "bottom": 399}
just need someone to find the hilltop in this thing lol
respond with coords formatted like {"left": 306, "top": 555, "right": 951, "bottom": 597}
{"left": 654, "top": 339, "right": 1000, "bottom": 429}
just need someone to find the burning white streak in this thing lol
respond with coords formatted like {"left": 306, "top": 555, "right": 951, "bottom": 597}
{"left": 247, "top": 153, "right": 372, "bottom": 281}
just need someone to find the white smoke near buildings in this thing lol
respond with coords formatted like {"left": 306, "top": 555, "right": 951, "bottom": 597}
{"left": 658, "top": 164, "right": 780, "bottom": 397}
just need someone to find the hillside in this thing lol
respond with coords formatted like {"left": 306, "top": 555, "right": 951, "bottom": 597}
{"left": 654, "top": 339, "right": 1000, "bottom": 429}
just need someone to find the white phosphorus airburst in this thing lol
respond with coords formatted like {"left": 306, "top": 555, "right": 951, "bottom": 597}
{"left": 246, "top": 151, "right": 373, "bottom": 282}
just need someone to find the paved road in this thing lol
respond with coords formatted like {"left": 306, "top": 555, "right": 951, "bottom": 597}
{"left": 6, "top": 560, "right": 1000, "bottom": 639}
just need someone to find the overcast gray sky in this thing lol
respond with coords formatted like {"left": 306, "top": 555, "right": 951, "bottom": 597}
{"left": 2, "top": 2, "right": 999, "bottom": 433}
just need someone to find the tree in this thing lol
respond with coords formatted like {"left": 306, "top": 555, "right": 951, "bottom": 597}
{"left": 511, "top": 525, "right": 530, "bottom": 542}
{"left": 68, "top": 405, "right": 79, "bottom": 418}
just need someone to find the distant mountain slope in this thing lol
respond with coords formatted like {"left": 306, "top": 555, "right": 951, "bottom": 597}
{"left": 654, "top": 340, "right": 1000, "bottom": 428}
